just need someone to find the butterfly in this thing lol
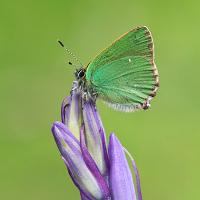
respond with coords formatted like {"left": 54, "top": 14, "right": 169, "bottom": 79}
{"left": 59, "top": 26, "right": 159, "bottom": 112}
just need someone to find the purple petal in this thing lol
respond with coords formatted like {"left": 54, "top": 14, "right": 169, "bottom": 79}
{"left": 123, "top": 149, "right": 143, "bottom": 200}
{"left": 108, "top": 133, "right": 136, "bottom": 200}
{"left": 80, "top": 192, "right": 91, "bottom": 200}
{"left": 61, "top": 90, "right": 82, "bottom": 139}
{"left": 51, "top": 122, "right": 104, "bottom": 199}
{"left": 80, "top": 126, "right": 110, "bottom": 199}
{"left": 82, "top": 99, "right": 109, "bottom": 175}
{"left": 132, "top": 159, "right": 142, "bottom": 200}
{"left": 61, "top": 95, "right": 71, "bottom": 124}
{"left": 63, "top": 157, "right": 95, "bottom": 200}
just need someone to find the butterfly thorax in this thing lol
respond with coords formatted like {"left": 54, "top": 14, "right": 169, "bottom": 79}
{"left": 74, "top": 67, "right": 97, "bottom": 101}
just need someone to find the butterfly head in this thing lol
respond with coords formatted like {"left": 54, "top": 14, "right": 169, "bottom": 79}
{"left": 75, "top": 68, "right": 86, "bottom": 80}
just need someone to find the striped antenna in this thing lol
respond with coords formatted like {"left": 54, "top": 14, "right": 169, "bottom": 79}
{"left": 57, "top": 40, "right": 83, "bottom": 67}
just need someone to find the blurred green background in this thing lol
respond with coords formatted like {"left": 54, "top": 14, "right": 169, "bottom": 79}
{"left": 1, "top": 0, "right": 199, "bottom": 199}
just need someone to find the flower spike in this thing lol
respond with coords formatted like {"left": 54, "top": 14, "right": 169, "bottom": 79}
{"left": 52, "top": 87, "right": 143, "bottom": 200}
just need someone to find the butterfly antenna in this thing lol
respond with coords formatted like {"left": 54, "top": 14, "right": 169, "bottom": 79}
{"left": 57, "top": 40, "right": 83, "bottom": 67}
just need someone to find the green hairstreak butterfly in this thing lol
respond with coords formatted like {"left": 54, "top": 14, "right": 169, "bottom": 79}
{"left": 59, "top": 26, "right": 159, "bottom": 112}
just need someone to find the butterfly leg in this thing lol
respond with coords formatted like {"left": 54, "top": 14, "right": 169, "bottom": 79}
{"left": 91, "top": 92, "right": 98, "bottom": 101}
{"left": 81, "top": 91, "right": 89, "bottom": 101}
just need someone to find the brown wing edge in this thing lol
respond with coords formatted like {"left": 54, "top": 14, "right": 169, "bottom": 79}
{"left": 140, "top": 26, "right": 159, "bottom": 110}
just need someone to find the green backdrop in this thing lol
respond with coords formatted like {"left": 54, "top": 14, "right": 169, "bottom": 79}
{"left": 1, "top": 0, "right": 199, "bottom": 199}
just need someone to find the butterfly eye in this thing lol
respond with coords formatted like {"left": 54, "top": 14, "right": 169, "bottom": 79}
{"left": 78, "top": 69, "right": 85, "bottom": 79}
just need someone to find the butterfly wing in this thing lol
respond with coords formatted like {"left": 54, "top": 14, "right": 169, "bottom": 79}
{"left": 86, "top": 26, "right": 159, "bottom": 112}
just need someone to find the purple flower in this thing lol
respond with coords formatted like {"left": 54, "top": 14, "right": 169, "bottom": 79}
{"left": 51, "top": 89, "right": 142, "bottom": 200}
